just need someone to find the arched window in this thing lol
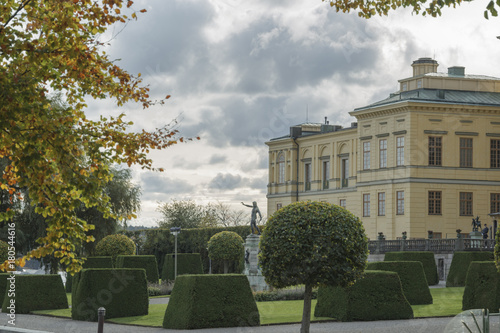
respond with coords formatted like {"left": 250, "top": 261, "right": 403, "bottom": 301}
{"left": 277, "top": 152, "right": 285, "bottom": 183}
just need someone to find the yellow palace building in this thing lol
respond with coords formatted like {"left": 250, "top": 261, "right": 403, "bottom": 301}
{"left": 266, "top": 58, "right": 500, "bottom": 240}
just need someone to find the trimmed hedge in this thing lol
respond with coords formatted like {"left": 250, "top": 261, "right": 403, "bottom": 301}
{"left": 72, "top": 268, "right": 148, "bottom": 321}
{"left": 2, "top": 275, "right": 68, "bottom": 314}
{"left": 384, "top": 251, "right": 439, "bottom": 285}
{"left": 124, "top": 225, "right": 264, "bottom": 275}
{"left": 163, "top": 274, "right": 260, "bottom": 329}
{"left": 314, "top": 270, "right": 413, "bottom": 321}
{"left": 0, "top": 273, "right": 12, "bottom": 306}
{"left": 367, "top": 261, "right": 432, "bottom": 305}
{"left": 447, "top": 251, "right": 494, "bottom": 287}
{"left": 162, "top": 253, "right": 203, "bottom": 281}
{"left": 65, "top": 256, "right": 114, "bottom": 292}
{"left": 116, "top": 255, "right": 159, "bottom": 283}
{"left": 462, "top": 261, "right": 500, "bottom": 311}
{"left": 0, "top": 240, "right": 8, "bottom": 265}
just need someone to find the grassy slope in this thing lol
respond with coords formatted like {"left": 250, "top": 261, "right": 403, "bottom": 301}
{"left": 33, "top": 288, "right": 465, "bottom": 326}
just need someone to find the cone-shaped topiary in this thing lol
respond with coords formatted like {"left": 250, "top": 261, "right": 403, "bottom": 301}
{"left": 207, "top": 231, "right": 244, "bottom": 274}
{"left": 260, "top": 201, "right": 368, "bottom": 333}
{"left": 95, "top": 234, "right": 135, "bottom": 265}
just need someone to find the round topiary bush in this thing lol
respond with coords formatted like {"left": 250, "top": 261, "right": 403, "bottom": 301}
{"left": 260, "top": 201, "right": 368, "bottom": 333}
{"left": 94, "top": 234, "right": 136, "bottom": 265}
{"left": 207, "top": 231, "right": 244, "bottom": 274}
{"left": 0, "top": 240, "right": 8, "bottom": 265}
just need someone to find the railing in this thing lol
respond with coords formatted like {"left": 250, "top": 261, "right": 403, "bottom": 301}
{"left": 369, "top": 237, "right": 495, "bottom": 254}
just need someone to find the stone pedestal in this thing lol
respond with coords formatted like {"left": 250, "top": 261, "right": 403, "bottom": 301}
{"left": 244, "top": 234, "right": 269, "bottom": 292}
{"left": 469, "top": 231, "right": 483, "bottom": 248}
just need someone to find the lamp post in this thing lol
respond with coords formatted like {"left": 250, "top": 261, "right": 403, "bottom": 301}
{"left": 170, "top": 227, "right": 181, "bottom": 280}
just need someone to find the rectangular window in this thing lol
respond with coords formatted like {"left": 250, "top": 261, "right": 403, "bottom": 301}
{"left": 304, "top": 163, "right": 311, "bottom": 191}
{"left": 460, "top": 138, "right": 473, "bottom": 168}
{"left": 491, "top": 139, "right": 500, "bottom": 168}
{"left": 322, "top": 160, "right": 330, "bottom": 190}
{"left": 396, "top": 191, "right": 404, "bottom": 215}
{"left": 341, "top": 158, "right": 349, "bottom": 188}
{"left": 491, "top": 193, "right": 500, "bottom": 213}
{"left": 429, "top": 136, "right": 442, "bottom": 166}
{"left": 396, "top": 136, "right": 405, "bottom": 166}
{"left": 378, "top": 192, "right": 386, "bottom": 216}
{"left": 339, "top": 199, "right": 346, "bottom": 209}
{"left": 363, "top": 194, "right": 370, "bottom": 217}
{"left": 428, "top": 191, "right": 442, "bottom": 215}
{"left": 379, "top": 139, "right": 387, "bottom": 168}
{"left": 276, "top": 203, "right": 282, "bottom": 210}
{"left": 363, "top": 142, "right": 371, "bottom": 170}
{"left": 459, "top": 192, "right": 473, "bottom": 216}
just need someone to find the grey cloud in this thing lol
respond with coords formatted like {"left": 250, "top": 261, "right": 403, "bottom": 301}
{"left": 209, "top": 154, "right": 227, "bottom": 164}
{"left": 208, "top": 173, "right": 243, "bottom": 190}
{"left": 140, "top": 173, "right": 194, "bottom": 200}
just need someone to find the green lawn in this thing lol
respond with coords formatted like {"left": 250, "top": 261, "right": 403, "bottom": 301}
{"left": 33, "top": 287, "right": 466, "bottom": 327}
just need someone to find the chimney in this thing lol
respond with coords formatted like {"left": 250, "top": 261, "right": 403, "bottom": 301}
{"left": 412, "top": 58, "right": 438, "bottom": 77}
{"left": 448, "top": 66, "right": 465, "bottom": 76}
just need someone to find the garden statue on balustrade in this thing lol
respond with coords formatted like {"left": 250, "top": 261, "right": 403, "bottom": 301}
{"left": 471, "top": 216, "right": 481, "bottom": 232}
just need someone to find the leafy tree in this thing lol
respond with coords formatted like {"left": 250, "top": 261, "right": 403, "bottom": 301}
{"left": 157, "top": 200, "right": 205, "bottom": 229}
{"left": 324, "top": 0, "right": 500, "bottom": 19}
{"left": 259, "top": 201, "right": 369, "bottom": 333}
{"left": 207, "top": 231, "right": 244, "bottom": 274}
{"left": 0, "top": 1, "right": 196, "bottom": 273}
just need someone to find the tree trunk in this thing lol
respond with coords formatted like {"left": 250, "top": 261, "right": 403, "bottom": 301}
{"left": 301, "top": 283, "right": 313, "bottom": 333}
{"left": 224, "top": 260, "right": 229, "bottom": 274}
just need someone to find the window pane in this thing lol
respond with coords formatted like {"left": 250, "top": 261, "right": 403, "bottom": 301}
{"left": 459, "top": 192, "right": 473, "bottom": 216}
{"left": 460, "top": 138, "right": 473, "bottom": 168}
{"left": 378, "top": 192, "right": 385, "bottom": 216}
{"left": 379, "top": 139, "right": 387, "bottom": 168}
{"left": 396, "top": 191, "right": 404, "bottom": 215}
{"left": 363, "top": 194, "right": 370, "bottom": 217}
{"left": 429, "top": 191, "right": 442, "bottom": 215}
{"left": 396, "top": 137, "right": 404, "bottom": 166}
{"left": 491, "top": 140, "right": 500, "bottom": 168}
{"left": 363, "top": 142, "right": 371, "bottom": 170}
{"left": 429, "top": 137, "right": 442, "bottom": 166}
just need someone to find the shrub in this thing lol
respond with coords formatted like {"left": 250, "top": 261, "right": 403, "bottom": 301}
{"left": 162, "top": 253, "right": 203, "bottom": 281}
{"left": 253, "top": 288, "right": 318, "bottom": 302}
{"left": 148, "top": 281, "right": 174, "bottom": 297}
{"left": 94, "top": 234, "right": 136, "bottom": 265}
{"left": 0, "top": 240, "right": 8, "bottom": 265}
{"left": 384, "top": 251, "right": 439, "bottom": 285}
{"left": 207, "top": 231, "right": 244, "bottom": 274}
{"left": 2, "top": 275, "right": 68, "bottom": 314}
{"left": 66, "top": 256, "right": 114, "bottom": 292}
{"left": 447, "top": 251, "right": 494, "bottom": 287}
{"left": 314, "top": 270, "right": 413, "bottom": 321}
{"left": 162, "top": 274, "right": 259, "bottom": 329}
{"left": 462, "top": 261, "right": 500, "bottom": 311}
{"left": 72, "top": 268, "right": 148, "bottom": 321}
{"left": 0, "top": 273, "right": 11, "bottom": 305}
{"left": 367, "top": 261, "right": 432, "bottom": 305}
{"left": 116, "top": 255, "right": 159, "bottom": 283}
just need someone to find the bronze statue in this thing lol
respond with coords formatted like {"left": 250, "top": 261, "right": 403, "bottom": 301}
{"left": 472, "top": 216, "right": 481, "bottom": 232}
{"left": 241, "top": 201, "right": 262, "bottom": 235}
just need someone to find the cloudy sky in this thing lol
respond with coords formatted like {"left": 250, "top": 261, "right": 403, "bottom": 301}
{"left": 85, "top": 0, "right": 500, "bottom": 227}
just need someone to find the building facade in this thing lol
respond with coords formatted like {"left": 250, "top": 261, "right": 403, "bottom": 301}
{"left": 266, "top": 58, "right": 500, "bottom": 240}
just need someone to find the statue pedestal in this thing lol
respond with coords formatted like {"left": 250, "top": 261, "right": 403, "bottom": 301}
{"left": 469, "top": 231, "right": 483, "bottom": 248}
{"left": 244, "top": 234, "right": 269, "bottom": 292}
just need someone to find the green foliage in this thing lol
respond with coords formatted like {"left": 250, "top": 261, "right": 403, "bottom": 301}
{"left": 162, "top": 253, "right": 203, "bottom": 281}
{"left": 162, "top": 274, "right": 260, "bottom": 329}
{"left": 314, "top": 270, "right": 414, "bottom": 321}
{"left": 254, "top": 288, "right": 318, "bottom": 302}
{"left": 133, "top": 225, "right": 257, "bottom": 275}
{"left": 448, "top": 251, "right": 494, "bottom": 287}
{"left": 384, "top": 251, "right": 439, "bottom": 285}
{"left": 208, "top": 231, "right": 244, "bottom": 261}
{"left": 72, "top": 268, "right": 148, "bottom": 321}
{"left": 94, "top": 234, "right": 136, "bottom": 265}
{"left": 2, "top": 275, "right": 68, "bottom": 314}
{"left": 494, "top": 227, "right": 500, "bottom": 271}
{"left": 0, "top": 240, "right": 8, "bottom": 264}
{"left": 367, "top": 261, "right": 432, "bottom": 305}
{"left": 66, "top": 256, "right": 115, "bottom": 292}
{"left": 116, "top": 255, "right": 159, "bottom": 283}
{"left": 324, "top": 0, "right": 499, "bottom": 19}
{"left": 0, "top": 273, "right": 11, "bottom": 305}
{"left": 462, "top": 261, "right": 500, "bottom": 311}
{"left": 259, "top": 201, "right": 368, "bottom": 289}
